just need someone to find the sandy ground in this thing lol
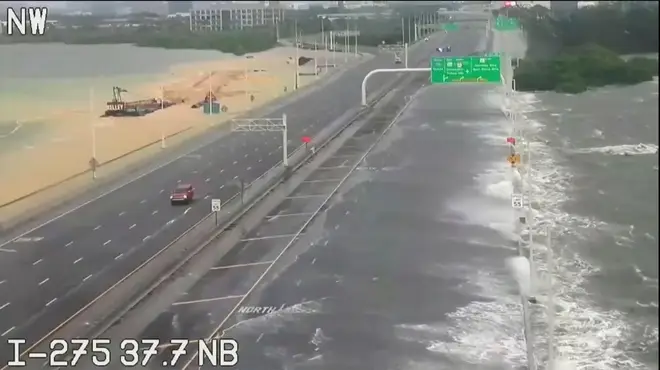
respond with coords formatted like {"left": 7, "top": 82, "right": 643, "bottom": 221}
{"left": 0, "top": 47, "right": 363, "bottom": 225}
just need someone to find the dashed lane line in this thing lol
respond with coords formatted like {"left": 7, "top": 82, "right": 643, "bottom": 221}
{"left": 171, "top": 295, "right": 244, "bottom": 307}
{"left": 240, "top": 234, "right": 303, "bottom": 242}
{"left": 0, "top": 302, "right": 10, "bottom": 311}
{"left": 265, "top": 212, "right": 314, "bottom": 220}
{"left": 302, "top": 179, "right": 342, "bottom": 183}
{"left": 1, "top": 327, "right": 15, "bottom": 337}
{"left": 38, "top": 278, "right": 49, "bottom": 286}
{"left": 0, "top": 248, "right": 17, "bottom": 253}
{"left": 129, "top": 224, "right": 136, "bottom": 230}
{"left": 210, "top": 261, "right": 275, "bottom": 270}
{"left": 32, "top": 259, "right": 43, "bottom": 266}
{"left": 103, "top": 240, "right": 111, "bottom": 246}
{"left": 65, "top": 241, "right": 73, "bottom": 247}
{"left": 118, "top": 211, "right": 126, "bottom": 216}
{"left": 73, "top": 258, "right": 83, "bottom": 264}
{"left": 45, "top": 298, "right": 57, "bottom": 307}
{"left": 83, "top": 274, "right": 93, "bottom": 282}
{"left": 284, "top": 195, "right": 327, "bottom": 200}
{"left": 93, "top": 225, "right": 101, "bottom": 231}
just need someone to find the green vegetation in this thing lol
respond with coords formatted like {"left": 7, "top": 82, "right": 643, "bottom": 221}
{"left": 0, "top": 23, "right": 278, "bottom": 55}
{"left": 498, "top": 4, "right": 658, "bottom": 93}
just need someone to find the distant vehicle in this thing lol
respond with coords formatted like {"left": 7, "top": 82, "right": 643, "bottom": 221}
{"left": 437, "top": 46, "right": 452, "bottom": 53}
{"left": 170, "top": 184, "right": 194, "bottom": 205}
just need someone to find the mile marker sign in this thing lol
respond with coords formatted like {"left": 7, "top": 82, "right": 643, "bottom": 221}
{"left": 211, "top": 199, "right": 222, "bottom": 212}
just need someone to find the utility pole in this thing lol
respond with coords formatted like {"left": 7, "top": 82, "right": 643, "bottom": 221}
{"left": 89, "top": 87, "right": 97, "bottom": 180}
{"left": 344, "top": 20, "right": 349, "bottom": 62}
{"left": 160, "top": 85, "right": 165, "bottom": 148}
{"left": 401, "top": 17, "right": 405, "bottom": 45}
{"left": 294, "top": 19, "right": 299, "bottom": 90}
{"left": 354, "top": 21, "right": 358, "bottom": 57}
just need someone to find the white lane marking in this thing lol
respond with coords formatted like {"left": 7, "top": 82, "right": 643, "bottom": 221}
{"left": 285, "top": 195, "right": 327, "bottom": 199}
{"left": 256, "top": 333, "right": 264, "bottom": 343}
{"left": 219, "top": 185, "right": 224, "bottom": 190}
{"left": 302, "top": 179, "right": 342, "bottom": 183}
{"left": 0, "top": 248, "right": 17, "bottom": 253}
{"left": 311, "top": 258, "right": 316, "bottom": 265}
{"left": 1, "top": 327, "right": 15, "bottom": 337}
{"left": 177, "top": 180, "right": 181, "bottom": 183}
{"left": 93, "top": 225, "right": 101, "bottom": 231}
{"left": 140, "top": 200, "right": 146, "bottom": 204}
{"left": 187, "top": 97, "right": 414, "bottom": 362}
{"left": 278, "top": 145, "right": 283, "bottom": 149}
{"left": 254, "top": 147, "right": 259, "bottom": 152}
{"left": 45, "top": 298, "right": 57, "bottom": 307}
{"left": 73, "top": 257, "right": 83, "bottom": 264}
{"left": 32, "top": 259, "right": 43, "bottom": 266}
{"left": 247, "top": 167, "right": 252, "bottom": 171}
{"left": 118, "top": 211, "right": 126, "bottom": 216}
{"left": 129, "top": 224, "right": 136, "bottom": 230}
{"left": 83, "top": 274, "right": 93, "bottom": 282}
{"left": 268, "top": 151, "right": 273, "bottom": 156}
{"left": 0, "top": 280, "right": 5, "bottom": 285}
{"left": 233, "top": 161, "right": 238, "bottom": 165}
{"left": 65, "top": 241, "right": 73, "bottom": 247}
{"left": 39, "top": 278, "right": 49, "bottom": 286}
{"left": 0, "top": 302, "right": 10, "bottom": 311}
{"left": 192, "top": 170, "right": 198, "bottom": 174}
{"left": 159, "top": 189, "right": 164, "bottom": 194}
{"left": 220, "top": 169, "right": 224, "bottom": 173}
{"left": 210, "top": 261, "right": 275, "bottom": 270}
{"left": 103, "top": 240, "right": 111, "bottom": 246}
{"left": 204, "top": 195, "right": 210, "bottom": 200}
{"left": 258, "top": 159, "right": 262, "bottom": 163}
{"left": 184, "top": 207, "right": 191, "bottom": 215}
{"left": 143, "top": 236, "right": 151, "bottom": 242}
{"left": 14, "top": 237, "right": 44, "bottom": 243}
{"left": 205, "top": 178, "right": 211, "bottom": 183}
{"left": 266, "top": 212, "right": 314, "bottom": 220}
{"left": 317, "top": 165, "right": 351, "bottom": 170}
{"left": 0, "top": 129, "right": 230, "bottom": 250}
{"left": 240, "top": 234, "right": 302, "bottom": 242}
{"left": 243, "top": 154, "right": 248, "bottom": 158}
{"left": 151, "top": 210, "right": 158, "bottom": 215}
{"left": 233, "top": 175, "right": 238, "bottom": 180}
{"left": 114, "top": 254, "right": 123, "bottom": 260}
{"left": 171, "top": 295, "right": 244, "bottom": 306}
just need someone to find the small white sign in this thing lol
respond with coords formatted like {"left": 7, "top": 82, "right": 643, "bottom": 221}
{"left": 211, "top": 199, "right": 222, "bottom": 212}
{"left": 511, "top": 193, "right": 524, "bottom": 209}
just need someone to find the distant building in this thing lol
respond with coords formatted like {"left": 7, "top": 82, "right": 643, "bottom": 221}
{"left": 550, "top": 1, "right": 578, "bottom": 16}
{"left": 189, "top": 2, "right": 284, "bottom": 32}
{"left": 168, "top": 1, "right": 192, "bottom": 14}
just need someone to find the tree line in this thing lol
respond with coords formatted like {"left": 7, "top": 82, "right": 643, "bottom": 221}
{"left": 501, "top": 3, "right": 658, "bottom": 93}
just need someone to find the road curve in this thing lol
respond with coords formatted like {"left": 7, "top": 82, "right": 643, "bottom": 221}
{"left": 0, "top": 30, "right": 473, "bottom": 365}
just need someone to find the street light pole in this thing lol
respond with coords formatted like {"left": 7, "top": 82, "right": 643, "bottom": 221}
{"left": 89, "top": 87, "right": 97, "bottom": 180}
{"left": 321, "top": 17, "right": 327, "bottom": 73}
{"left": 294, "top": 20, "right": 299, "bottom": 90}
{"left": 160, "top": 85, "right": 165, "bottom": 148}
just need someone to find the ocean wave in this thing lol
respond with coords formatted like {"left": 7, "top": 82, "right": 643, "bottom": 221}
{"left": 570, "top": 143, "right": 658, "bottom": 156}
{"left": 510, "top": 91, "right": 655, "bottom": 370}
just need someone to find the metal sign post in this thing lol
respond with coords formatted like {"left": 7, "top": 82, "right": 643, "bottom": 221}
{"left": 211, "top": 199, "right": 221, "bottom": 226}
{"left": 231, "top": 114, "right": 289, "bottom": 167}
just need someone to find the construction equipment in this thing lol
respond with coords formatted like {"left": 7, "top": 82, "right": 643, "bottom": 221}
{"left": 102, "top": 86, "right": 174, "bottom": 117}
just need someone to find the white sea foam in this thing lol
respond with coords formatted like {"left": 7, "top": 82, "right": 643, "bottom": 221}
{"left": 395, "top": 261, "right": 527, "bottom": 367}
{"left": 570, "top": 143, "right": 658, "bottom": 156}
{"left": 504, "top": 91, "right": 654, "bottom": 369}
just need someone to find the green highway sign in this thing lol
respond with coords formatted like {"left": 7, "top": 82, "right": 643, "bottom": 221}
{"left": 495, "top": 16, "right": 519, "bottom": 31}
{"left": 430, "top": 56, "right": 502, "bottom": 84}
{"left": 443, "top": 23, "right": 459, "bottom": 32}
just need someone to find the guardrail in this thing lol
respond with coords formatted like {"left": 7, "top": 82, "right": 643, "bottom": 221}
{"left": 9, "top": 60, "right": 407, "bottom": 369}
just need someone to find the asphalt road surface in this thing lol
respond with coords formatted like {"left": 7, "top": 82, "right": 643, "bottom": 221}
{"left": 108, "top": 62, "right": 521, "bottom": 369}
{"left": 77, "top": 26, "right": 518, "bottom": 370}
{"left": 0, "top": 27, "right": 484, "bottom": 365}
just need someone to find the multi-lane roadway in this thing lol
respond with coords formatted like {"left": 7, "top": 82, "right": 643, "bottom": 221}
{"left": 73, "top": 25, "right": 495, "bottom": 370}
{"left": 0, "top": 30, "right": 460, "bottom": 365}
